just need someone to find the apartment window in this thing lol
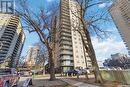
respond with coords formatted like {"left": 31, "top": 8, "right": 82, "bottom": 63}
{"left": 0, "top": 1, "right": 14, "bottom": 13}
{"left": 76, "top": 55, "right": 79, "bottom": 58}
{"left": 81, "top": 47, "right": 82, "bottom": 49}
{"left": 81, "top": 55, "right": 83, "bottom": 58}
{"left": 74, "top": 33, "right": 76, "bottom": 36}
{"left": 77, "top": 61, "right": 80, "bottom": 63}
{"left": 0, "top": 26, "right": 2, "bottom": 31}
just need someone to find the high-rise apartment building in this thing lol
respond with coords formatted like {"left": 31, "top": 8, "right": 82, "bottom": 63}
{"left": 109, "top": 0, "right": 130, "bottom": 55}
{"left": 25, "top": 46, "right": 39, "bottom": 67}
{"left": 0, "top": 13, "right": 25, "bottom": 68}
{"left": 54, "top": 0, "right": 92, "bottom": 72}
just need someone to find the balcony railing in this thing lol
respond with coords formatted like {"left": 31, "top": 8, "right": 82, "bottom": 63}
{"left": 60, "top": 37, "right": 72, "bottom": 41}
{"left": 60, "top": 32, "right": 71, "bottom": 37}
{"left": 60, "top": 56, "right": 73, "bottom": 60}
{"left": 61, "top": 63, "right": 74, "bottom": 66}
{"left": 60, "top": 50, "right": 73, "bottom": 55}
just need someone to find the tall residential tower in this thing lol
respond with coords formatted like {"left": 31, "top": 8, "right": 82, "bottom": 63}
{"left": 54, "top": 0, "right": 92, "bottom": 72}
{"left": 0, "top": 13, "right": 25, "bottom": 67}
{"left": 0, "top": 0, "right": 25, "bottom": 68}
{"left": 109, "top": 0, "right": 130, "bottom": 55}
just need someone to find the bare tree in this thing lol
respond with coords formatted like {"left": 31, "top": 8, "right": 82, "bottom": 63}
{"left": 33, "top": 42, "right": 48, "bottom": 72}
{"left": 70, "top": 0, "right": 112, "bottom": 83}
{"left": 14, "top": 0, "right": 59, "bottom": 80}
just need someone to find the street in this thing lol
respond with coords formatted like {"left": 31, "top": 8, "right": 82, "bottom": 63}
{"left": 18, "top": 77, "right": 30, "bottom": 87}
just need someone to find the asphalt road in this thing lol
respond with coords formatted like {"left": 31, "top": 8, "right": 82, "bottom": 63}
{"left": 17, "top": 76, "right": 30, "bottom": 87}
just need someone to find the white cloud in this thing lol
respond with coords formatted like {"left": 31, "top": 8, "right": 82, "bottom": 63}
{"left": 47, "top": 0, "right": 53, "bottom": 2}
{"left": 98, "top": 2, "right": 113, "bottom": 8}
{"left": 98, "top": 3, "right": 107, "bottom": 8}
{"left": 91, "top": 37, "right": 128, "bottom": 61}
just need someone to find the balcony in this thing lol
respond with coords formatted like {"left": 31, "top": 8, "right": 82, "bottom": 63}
{"left": 59, "top": 41, "right": 72, "bottom": 46}
{"left": 60, "top": 56, "right": 73, "bottom": 60}
{"left": 62, "top": 22, "right": 71, "bottom": 28}
{"left": 60, "top": 50, "right": 73, "bottom": 55}
{"left": 61, "top": 63, "right": 74, "bottom": 66}
{"left": 61, "top": 19, "right": 70, "bottom": 23}
{"left": 9, "top": 20, "right": 18, "bottom": 24}
{"left": 60, "top": 28, "right": 71, "bottom": 33}
{"left": 61, "top": 2, "right": 69, "bottom": 6}
{"left": 61, "top": 26, "right": 71, "bottom": 31}
{"left": 60, "top": 37, "right": 72, "bottom": 41}
{"left": 60, "top": 32, "right": 71, "bottom": 37}
{"left": 61, "top": 16, "right": 70, "bottom": 20}
{"left": 5, "top": 28, "right": 16, "bottom": 32}
{"left": 60, "top": 46, "right": 73, "bottom": 50}
{"left": 61, "top": 13, "right": 70, "bottom": 18}
{"left": 2, "top": 35, "right": 13, "bottom": 40}
{"left": 61, "top": 6, "right": 69, "bottom": 11}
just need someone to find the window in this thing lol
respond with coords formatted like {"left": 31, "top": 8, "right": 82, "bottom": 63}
{"left": 81, "top": 55, "right": 83, "bottom": 58}
{"left": 0, "top": 26, "right": 2, "bottom": 31}
{"left": 77, "top": 61, "right": 80, "bottom": 63}
{"left": 76, "top": 55, "right": 79, "bottom": 58}
{"left": 0, "top": 1, "right": 14, "bottom": 13}
{"left": 74, "top": 33, "right": 76, "bottom": 36}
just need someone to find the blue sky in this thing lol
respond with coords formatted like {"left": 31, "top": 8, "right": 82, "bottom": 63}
{"left": 20, "top": 0, "right": 128, "bottom": 61}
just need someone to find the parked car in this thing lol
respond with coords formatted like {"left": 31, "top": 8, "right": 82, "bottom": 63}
{"left": 0, "top": 68, "right": 20, "bottom": 87}
{"left": 67, "top": 69, "right": 78, "bottom": 76}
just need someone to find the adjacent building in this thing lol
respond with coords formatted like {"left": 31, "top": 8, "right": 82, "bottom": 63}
{"left": 109, "top": 0, "right": 130, "bottom": 55}
{"left": 0, "top": 13, "right": 25, "bottom": 68}
{"left": 0, "top": 0, "right": 15, "bottom": 14}
{"left": 103, "top": 53, "right": 130, "bottom": 69}
{"left": 0, "top": 0, "right": 25, "bottom": 68}
{"left": 25, "top": 46, "right": 39, "bottom": 67}
{"left": 54, "top": 0, "right": 92, "bottom": 72}
{"left": 111, "top": 53, "right": 128, "bottom": 60}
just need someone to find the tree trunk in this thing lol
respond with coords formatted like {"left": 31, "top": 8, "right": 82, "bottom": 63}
{"left": 77, "top": 27, "right": 102, "bottom": 82}
{"left": 81, "top": 32, "right": 89, "bottom": 79}
{"left": 84, "top": 29, "right": 103, "bottom": 83}
{"left": 77, "top": 18, "right": 103, "bottom": 83}
{"left": 48, "top": 49, "right": 56, "bottom": 81}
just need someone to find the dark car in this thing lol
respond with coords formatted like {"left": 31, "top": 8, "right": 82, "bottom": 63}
{"left": 67, "top": 69, "right": 78, "bottom": 76}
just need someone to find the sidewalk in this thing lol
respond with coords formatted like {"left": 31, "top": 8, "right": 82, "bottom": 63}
{"left": 61, "top": 78, "right": 101, "bottom": 87}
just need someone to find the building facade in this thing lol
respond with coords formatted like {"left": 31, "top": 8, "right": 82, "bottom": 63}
{"left": 109, "top": 0, "right": 130, "bottom": 55}
{"left": 104, "top": 53, "right": 130, "bottom": 69}
{"left": 54, "top": 0, "right": 92, "bottom": 72}
{"left": 111, "top": 53, "right": 127, "bottom": 60}
{"left": 0, "top": 13, "right": 25, "bottom": 68}
{"left": 25, "top": 46, "right": 39, "bottom": 67}
{"left": 0, "top": 0, "right": 15, "bottom": 14}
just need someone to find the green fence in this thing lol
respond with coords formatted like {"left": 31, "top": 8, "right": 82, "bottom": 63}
{"left": 100, "top": 70, "right": 130, "bottom": 84}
